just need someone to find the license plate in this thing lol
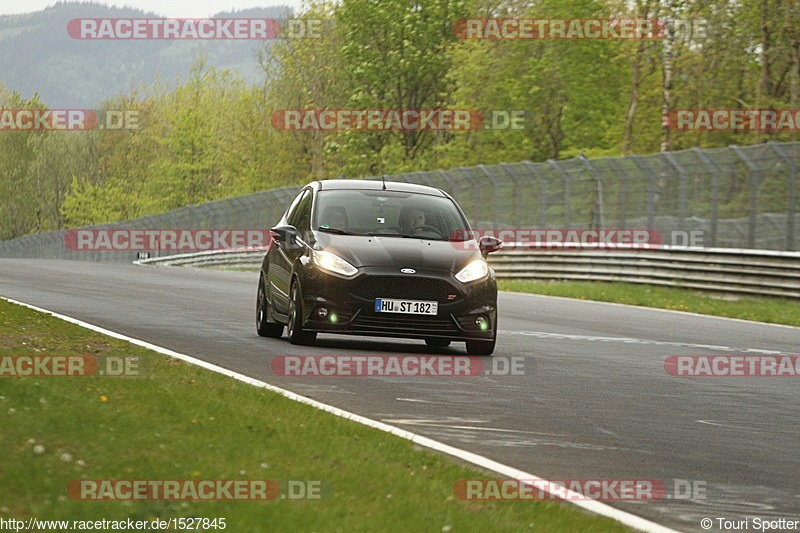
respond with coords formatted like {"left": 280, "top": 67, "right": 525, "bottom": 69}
{"left": 375, "top": 298, "right": 438, "bottom": 315}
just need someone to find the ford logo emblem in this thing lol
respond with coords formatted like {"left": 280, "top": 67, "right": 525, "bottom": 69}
{"left": 400, "top": 268, "right": 416, "bottom": 274}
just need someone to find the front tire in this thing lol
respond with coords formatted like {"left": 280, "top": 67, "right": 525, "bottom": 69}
{"left": 287, "top": 280, "right": 317, "bottom": 345}
{"left": 256, "top": 274, "right": 284, "bottom": 338}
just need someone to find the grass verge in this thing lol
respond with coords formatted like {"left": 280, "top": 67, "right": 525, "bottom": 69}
{"left": 498, "top": 280, "right": 800, "bottom": 327}
{"left": 0, "top": 298, "right": 632, "bottom": 532}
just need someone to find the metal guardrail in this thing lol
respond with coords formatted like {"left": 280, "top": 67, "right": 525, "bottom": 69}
{"left": 137, "top": 246, "right": 800, "bottom": 299}
{"left": 136, "top": 248, "right": 267, "bottom": 269}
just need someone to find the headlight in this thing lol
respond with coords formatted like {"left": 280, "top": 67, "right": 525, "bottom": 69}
{"left": 312, "top": 250, "right": 358, "bottom": 277}
{"left": 455, "top": 259, "right": 489, "bottom": 283}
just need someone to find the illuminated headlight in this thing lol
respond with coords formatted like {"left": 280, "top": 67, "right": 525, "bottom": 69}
{"left": 312, "top": 250, "right": 358, "bottom": 277}
{"left": 455, "top": 259, "right": 489, "bottom": 283}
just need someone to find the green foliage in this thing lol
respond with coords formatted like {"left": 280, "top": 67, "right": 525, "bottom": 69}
{"left": 336, "top": 0, "right": 467, "bottom": 176}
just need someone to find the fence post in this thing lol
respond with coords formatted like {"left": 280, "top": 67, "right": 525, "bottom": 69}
{"left": 408, "top": 171, "right": 436, "bottom": 188}
{"left": 767, "top": 142, "right": 797, "bottom": 251}
{"left": 605, "top": 157, "right": 628, "bottom": 229}
{"left": 547, "top": 160, "right": 571, "bottom": 226}
{"left": 578, "top": 154, "right": 605, "bottom": 230}
{"left": 436, "top": 169, "right": 459, "bottom": 198}
{"left": 499, "top": 163, "right": 526, "bottom": 228}
{"left": 730, "top": 145, "right": 759, "bottom": 249}
{"left": 524, "top": 162, "right": 548, "bottom": 227}
{"left": 691, "top": 147, "right": 720, "bottom": 248}
{"left": 630, "top": 155, "right": 656, "bottom": 230}
{"left": 662, "top": 151, "right": 688, "bottom": 230}
{"left": 453, "top": 167, "right": 482, "bottom": 225}
{"left": 478, "top": 165, "right": 502, "bottom": 227}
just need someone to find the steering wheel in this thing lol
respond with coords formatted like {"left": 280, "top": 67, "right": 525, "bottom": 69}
{"left": 410, "top": 224, "right": 444, "bottom": 237}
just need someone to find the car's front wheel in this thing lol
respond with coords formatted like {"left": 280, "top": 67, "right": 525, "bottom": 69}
{"left": 287, "top": 280, "right": 317, "bottom": 345}
{"left": 256, "top": 274, "right": 284, "bottom": 338}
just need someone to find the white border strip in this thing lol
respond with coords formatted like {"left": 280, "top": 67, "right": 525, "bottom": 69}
{"left": 1, "top": 295, "right": 682, "bottom": 533}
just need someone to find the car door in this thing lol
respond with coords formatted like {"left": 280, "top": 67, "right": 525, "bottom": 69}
{"left": 269, "top": 188, "right": 312, "bottom": 314}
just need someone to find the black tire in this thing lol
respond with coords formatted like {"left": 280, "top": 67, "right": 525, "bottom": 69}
{"left": 256, "top": 274, "right": 283, "bottom": 338}
{"left": 425, "top": 338, "right": 451, "bottom": 348}
{"left": 287, "top": 280, "right": 317, "bottom": 345}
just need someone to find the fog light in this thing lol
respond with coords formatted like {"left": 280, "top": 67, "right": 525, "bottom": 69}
{"left": 317, "top": 307, "right": 328, "bottom": 319}
{"left": 475, "top": 315, "right": 489, "bottom": 331}
{"left": 330, "top": 313, "right": 338, "bottom": 324}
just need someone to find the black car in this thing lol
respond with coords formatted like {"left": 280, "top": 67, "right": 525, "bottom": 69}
{"left": 255, "top": 179, "right": 501, "bottom": 355}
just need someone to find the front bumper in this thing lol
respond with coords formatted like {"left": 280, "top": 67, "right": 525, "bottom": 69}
{"left": 295, "top": 265, "right": 497, "bottom": 341}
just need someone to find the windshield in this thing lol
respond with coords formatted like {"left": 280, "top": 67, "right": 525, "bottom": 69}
{"left": 314, "top": 189, "right": 471, "bottom": 241}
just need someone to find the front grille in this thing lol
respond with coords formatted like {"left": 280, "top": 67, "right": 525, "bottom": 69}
{"left": 352, "top": 312, "right": 459, "bottom": 333}
{"left": 351, "top": 276, "right": 459, "bottom": 301}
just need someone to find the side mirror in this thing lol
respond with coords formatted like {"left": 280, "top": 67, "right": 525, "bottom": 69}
{"left": 479, "top": 235, "right": 502, "bottom": 257}
{"left": 270, "top": 225, "right": 298, "bottom": 245}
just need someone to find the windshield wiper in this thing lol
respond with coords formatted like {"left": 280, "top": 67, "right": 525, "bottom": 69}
{"left": 366, "top": 231, "right": 411, "bottom": 237}
{"left": 317, "top": 226, "right": 358, "bottom": 235}
{"left": 367, "top": 232, "right": 444, "bottom": 241}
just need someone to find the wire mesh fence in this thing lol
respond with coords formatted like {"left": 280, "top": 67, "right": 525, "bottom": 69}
{"left": 1, "top": 141, "right": 797, "bottom": 263}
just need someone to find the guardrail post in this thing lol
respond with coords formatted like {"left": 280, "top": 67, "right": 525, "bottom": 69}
{"left": 768, "top": 142, "right": 797, "bottom": 251}
{"left": 730, "top": 145, "right": 759, "bottom": 249}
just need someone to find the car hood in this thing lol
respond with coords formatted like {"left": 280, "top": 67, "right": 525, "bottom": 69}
{"left": 314, "top": 233, "right": 481, "bottom": 272}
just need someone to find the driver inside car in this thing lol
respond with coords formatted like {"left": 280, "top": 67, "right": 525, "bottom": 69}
{"left": 400, "top": 208, "right": 426, "bottom": 232}
{"left": 321, "top": 205, "right": 348, "bottom": 230}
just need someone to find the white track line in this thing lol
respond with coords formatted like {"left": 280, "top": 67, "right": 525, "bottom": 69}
{"left": 2, "top": 296, "right": 682, "bottom": 533}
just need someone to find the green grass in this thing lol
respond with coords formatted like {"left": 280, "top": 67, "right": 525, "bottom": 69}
{"left": 498, "top": 280, "right": 800, "bottom": 327}
{"left": 0, "top": 299, "right": 632, "bottom": 533}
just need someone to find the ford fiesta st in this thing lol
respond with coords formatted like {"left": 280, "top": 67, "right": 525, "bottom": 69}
{"left": 255, "top": 179, "right": 501, "bottom": 355}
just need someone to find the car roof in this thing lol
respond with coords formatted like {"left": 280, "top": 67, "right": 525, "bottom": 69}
{"left": 314, "top": 179, "right": 446, "bottom": 197}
